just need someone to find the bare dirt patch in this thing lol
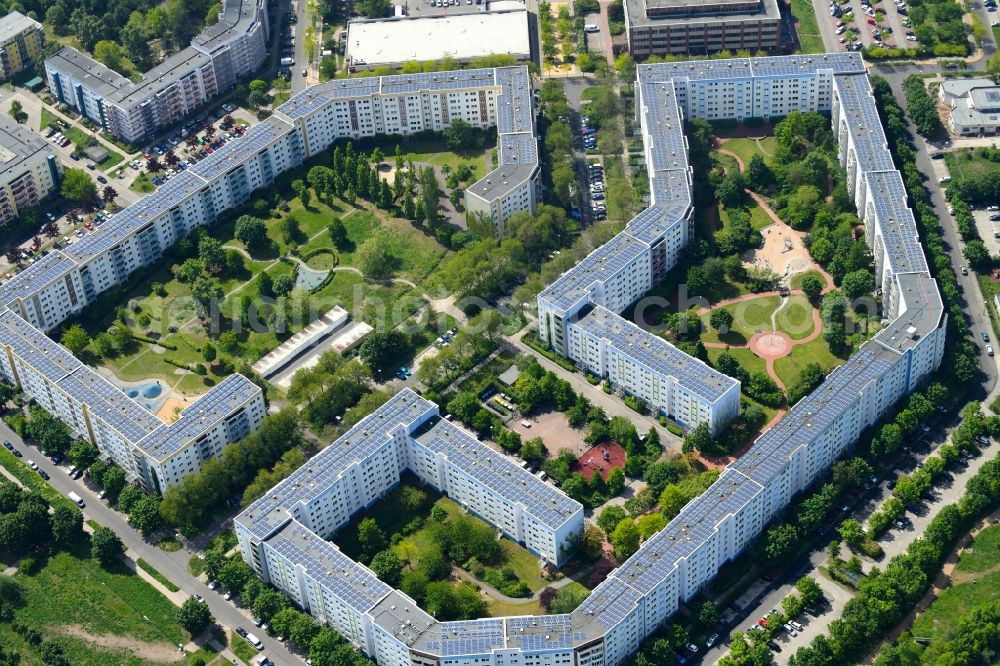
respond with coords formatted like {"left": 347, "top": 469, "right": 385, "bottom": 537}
{"left": 57, "top": 624, "right": 183, "bottom": 663}
{"left": 511, "top": 411, "right": 589, "bottom": 456}
{"left": 155, "top": 395, "right": 192, "bottom": 423}
{"left": 742, "top": 224, "right": 815, "bottom": 281}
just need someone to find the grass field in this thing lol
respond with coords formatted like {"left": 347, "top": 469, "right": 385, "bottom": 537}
{"left": 486, "top": 597, "right": 541, "bottom": 617}
{"left": 89, "top": 194, "right": 448, "bottom": 392}
{"left": 4, "top": 547, "right": 189, "bottom": 665}
{"left": 707, "top": 345, "right": 767, "bottom": 375}
{"left": 231, "top": 631, "right": 258, "bottom": 663}
{"left": 791, "top": 270, "right": 825, "bottom": 291}
{"left": 60, "top": 125, "right": 125, "bottom": 171}
{"left": 790, "top": 0, "right": 825, "bottom": 53}
{"left": 944, "top": 148, "right": 1000, "bottom": 181}
{"left": 718, "top": 202, "right": 773, "bottom": 233}
{"left": 701, "top": 295, "right": 781, "bottom": 346}
{"left": 722, "top": 137, "right": 779, "bottom": 167}
{"left": 955, "top": 524, "right": 1000, "bottom": 574}
{"left": 775, "top": 295, "right": 816, "bottom": 340}
{"left": 130, "top": 172, "right": 155, "bottom": 193}
{"left": 911, "top": 569, "right": 1000, "bottom": 641}
{"left": 773, "top": 336, "right": 843, "bottom": 388}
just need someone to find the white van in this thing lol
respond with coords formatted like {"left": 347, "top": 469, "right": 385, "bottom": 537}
{"left": 67, "top": 491, "right": 85, "bottom": 508}
{"left": 245, "top": 632, "right": 264, "bottom": 650}
{"left": 584, "top": 23, "right": 599, "bottom": 32}
{"left": 280, "top": 57, "right": 295, "bottom": 66}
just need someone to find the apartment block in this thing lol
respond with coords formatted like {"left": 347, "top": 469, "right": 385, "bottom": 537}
{"left": 44, "top": 0, "right": 268, "bottom": 144}
{"left": 3, "top": 55, "right": 946, "bottom": 666}
{"left": 624, "top": 0, "right": 782, "bottom": 59}
{"left": 0, "top": 114, "right": 62, "bottom": 227}
{"left": 0, "top": 67, "right": 537, "bottom": 493}
{"left": 275, "top": 66, "right": 539, "bottom": 236}
{"left": 0, "top": 11, "right": 44, "bottom": 81}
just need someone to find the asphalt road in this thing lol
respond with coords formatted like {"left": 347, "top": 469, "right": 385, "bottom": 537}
{"left": 0, "top": 419, "right": 306, "bottom": 665}
{"left": 291, "top": 0, "right": 310, "bottom": 93}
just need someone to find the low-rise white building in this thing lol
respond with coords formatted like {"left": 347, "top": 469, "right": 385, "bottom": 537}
{"left": 345, "top": 10, "right": 532, "bottom": 70}
{"left": 938, "top": 77, "right": 1000, "bottom": 136}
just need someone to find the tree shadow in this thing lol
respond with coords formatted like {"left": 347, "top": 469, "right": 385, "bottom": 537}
{"left": 716, "top": 331, "right": 748, "bottom": 346}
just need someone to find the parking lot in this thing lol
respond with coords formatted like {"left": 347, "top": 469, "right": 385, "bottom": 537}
{"left": 972, "top": 206, "right": 1000, "bottom": 254}
{"left": 130, "top": 110, "right": 250, "bottom": 189}
{"left": 819, "top": 0, "right": 915, "bottom": 51}
{"left": 406, "top": 0, "right": 493, "bottom": 16}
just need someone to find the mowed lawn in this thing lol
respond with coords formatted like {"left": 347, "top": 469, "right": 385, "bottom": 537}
{"left": 718, "top": 202, "right": 773, "bottom": 233}
{"left": 773, "top": 337, "right": 843, "bottom": 388}
{"left": 701, "top": 295, "right": 781, "bottom": 346}
{"left": 707, "top": 346, "right": 767, "bottom": 375}
{"left": 7, "top": 548, "right": 189, "bottom": 665}
{"left": 723, "top": 137, "right": 778, "bottom": 168}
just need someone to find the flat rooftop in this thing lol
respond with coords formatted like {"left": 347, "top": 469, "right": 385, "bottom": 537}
{"left": 345, "top": 11, "right": 531, "bottom": 66}
{"left": 0, "top": 11, "right": 40, "bottom": 43}
{"left": 45, "top": 47, "right": 132, "bottom": 100}
{"left": 626, "top": 0, "right": 780, "bottom": 27}
{"left": 0, "top": 114, "right": 53, "bottom": 180}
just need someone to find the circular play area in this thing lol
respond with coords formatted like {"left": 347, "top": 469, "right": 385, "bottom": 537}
{"left": 750, "top": 331, "right": 792, "bottom": 360}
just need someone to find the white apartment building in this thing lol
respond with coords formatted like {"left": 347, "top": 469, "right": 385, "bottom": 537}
{"left": 6, "top": 54, "right": 947, "bottom": 666}
{"left": 44, "top": 0, "right": 268, "bottom": 144}
{"left": 0, "top": 66, "right": 538, "bottom": 492}
{"left": 274, "top": 67, "right": 539, "bottom": 235}
{"left": 0, "top": 114, "right": 62, "bottom": 227}
{"left": 221, "top": 54, "right": 939, "bottom": 666}
{"left": 236, "top": 390, "right": 584, "bottom": 571}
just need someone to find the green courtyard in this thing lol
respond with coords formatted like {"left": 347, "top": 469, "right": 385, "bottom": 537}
{"left": 333, "top": 478, "right": 588, "bottom": 619}
{"left": 69, "top": 191, "right": 452, "bottom": 398}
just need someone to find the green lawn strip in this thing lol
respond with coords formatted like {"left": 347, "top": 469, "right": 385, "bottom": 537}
{"left": 60, "top": 124, "right": 125, "bottom": 171}
{"left": 772, "top": 337, "right": 843, "bottom": 388}
{"left": 790, "top": 270, "right": 824, "bottom": 290}
{"left": 911, "top": 569, "right": 1000, "bottom": 640}
{"left": 426, "top": 151, "right": 484, "bottom": 180}
{"left": 0, "top": 448, "right": 77, "bottom": 511}
{"left": 722, "top": 137, "right": 778, "bottom": 167}
{"left": 498, "top": 541, "right": 549, "bottom": 593}
{"left": 789, "top": 0, "right": 824, "bottom": 53}
{"left": 956, "top": 524, "right": 1000, "bottom": 573}
{"left": 136, "top": 558, "right": 180, "bottom": 592}
{"left": 748, "top": 203, "right": 773, "bottom": 231}
{"left": 706, "top": 346, "right": 767, "bottom": 375}
{"left": 231, "top": 631, "right": 258, "bottom": 663}
{"left": 130, "top": 172, "right": 156, "bottom": 193}
{"left": 40, "top": 107, "right": 59, "bottom": 132}
{"left": 485, "top": 597, "right": 541, "bottom": 618}
{"left": 701, "top": 294, "right": 781, "bottom": 345}
{"left": 14, "top": 548, "right": 187, "bottom": 659}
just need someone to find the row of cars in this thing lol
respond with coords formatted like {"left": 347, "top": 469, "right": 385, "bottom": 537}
{"left": 588, "top": 163, "right": 607, "bottom": 221}
{"left": 43, "top": 126, "right": 72, "bottom": 148}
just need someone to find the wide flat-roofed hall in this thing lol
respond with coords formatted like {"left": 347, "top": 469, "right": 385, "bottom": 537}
{"left": 345, "top": 10, "right": 533, "bottom": 70}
